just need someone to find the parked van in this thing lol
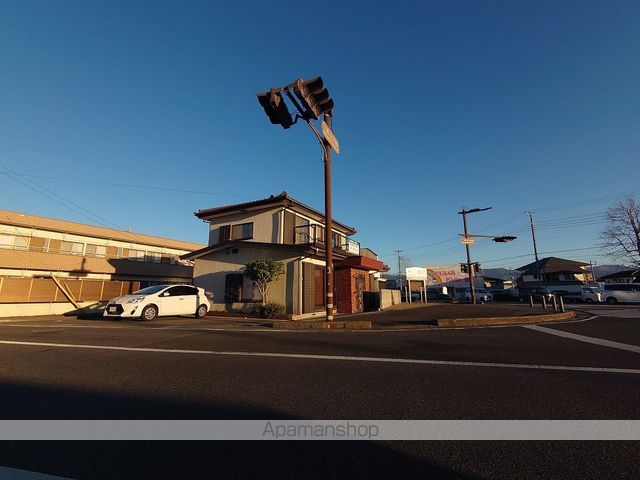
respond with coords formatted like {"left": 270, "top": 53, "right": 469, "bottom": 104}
{"left": 580, "top": 286, "right": 602, "bottom": 303}
{"left": 601, "top": 283, "right": 640, "bottom": 304}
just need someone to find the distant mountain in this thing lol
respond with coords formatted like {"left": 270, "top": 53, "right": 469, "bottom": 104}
{"left": 593, "top": 264, "right": 630, "bottom": 280}
{"left": 481, "top": 268, "right": 519, "bottom": 280}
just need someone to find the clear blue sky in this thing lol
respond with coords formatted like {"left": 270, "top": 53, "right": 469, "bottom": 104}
{"left": 1, "top": 0, "right": 639, "bottom": 270}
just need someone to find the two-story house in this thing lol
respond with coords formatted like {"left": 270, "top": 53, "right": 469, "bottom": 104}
{"left": 182, "top": 192, "right": 387, "bottom": 318}
{"left": 516, "top": 257, "right": 595, "bottom": 287}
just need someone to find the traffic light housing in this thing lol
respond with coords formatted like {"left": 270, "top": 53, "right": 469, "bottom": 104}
{"left": 493, "top": 236, "right": 517, "bottom": 243}
{"left": 460, "top": 263, "right": 468, "bottom": 273}
{"left": 293, "top": 77, "right": 334, "bottom": 120}
{"left": 474, "top": 263, "right": 481, "bottom": 273}
{"left": 256, "top": 90, "right": 293, "bottom": 129}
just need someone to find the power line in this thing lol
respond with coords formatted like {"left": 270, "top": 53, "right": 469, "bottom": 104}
{"left": 1, "top": 172, "right": 248, "bottom": 199}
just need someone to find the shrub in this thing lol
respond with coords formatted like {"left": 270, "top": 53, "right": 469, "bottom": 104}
{"left": 252, "top": 302, "right": 286, "bottom": 319}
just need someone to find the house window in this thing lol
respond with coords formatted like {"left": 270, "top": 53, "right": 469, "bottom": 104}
{"left": 242, "top": 276, "right": 261, "bottom": 302}
{"left": 224, "top": 273, "right": 244, "bottom": 303}
{"left": 315, "top": 266, "right": 325, "bottom": 308}
{"left": 231, "top": 222, "right": 253, "bottom": 240}
{"left": 219, "top": 225, "right": 231, "bottom": 243}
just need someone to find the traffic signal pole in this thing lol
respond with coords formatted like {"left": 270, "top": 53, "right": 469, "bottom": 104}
{"left": 461, "top": 210, "right": 477, "bottom": 304}
{"left": 258, "top": 77, "right": 337, "bottom": 321}
{"left": 323, "top": 114, "right": 334, "bottom": 321}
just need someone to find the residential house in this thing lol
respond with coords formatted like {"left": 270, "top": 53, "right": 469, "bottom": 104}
{"left": 598, "top": 269, "right": 640, "bottom": 284}
{"left": 0, "top": 210, "right": 204, "bottom": 316}
{"left": 183, "top": 192, "right": 388, "bottom": 318}
{"left": 516, "top": 257, "right": 595, "bottom": 286}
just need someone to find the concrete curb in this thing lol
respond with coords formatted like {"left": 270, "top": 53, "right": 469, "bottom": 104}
{"left": 437, "top": 311, "right": 576, "bottom": 328}
{"left": 270, "top": 319, "right": 372, "bottom": 330}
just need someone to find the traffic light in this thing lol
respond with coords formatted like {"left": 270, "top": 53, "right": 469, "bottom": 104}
{"left": 493, "top": 236, "right": 517, "bottom": 243}
{"left": 460, "top": 263, "right": 468, "bottom": 273}
{"left": 293, "top": 77, "right": 334, "bottom": 120}
{"left": 256, "top": 90, "right": 293, "bottom": 129}
{"left": 474, "top": 263, "right": 481, "bottom": 273}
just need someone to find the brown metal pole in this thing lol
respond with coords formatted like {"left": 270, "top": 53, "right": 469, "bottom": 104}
{"left": 323, "top": 114, "right": 334, "bottom": 321}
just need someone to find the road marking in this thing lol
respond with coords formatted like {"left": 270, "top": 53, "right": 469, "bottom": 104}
{"left": 0, "top": 315, "right": 599, "bottom": 333}
{"left": 523, "top": 325, "right": 640, "bottom": 354}
{"left": 0, "top": 339, "right": 638, "bottom": 375}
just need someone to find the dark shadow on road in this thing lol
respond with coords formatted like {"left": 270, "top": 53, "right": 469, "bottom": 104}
{"left": 0, "top": 381, "right": 478, "bottom": 479}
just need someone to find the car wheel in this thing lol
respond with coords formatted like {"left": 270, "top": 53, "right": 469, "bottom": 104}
{"left": 606, "top": 297, "right": 617, "bottom": 305}
{"left": 196, "top": 304, "right": 208, "bottom": 318}
{"left": 585, "top": 298, "right": 593, "bottom": 304}
{"left": 141, "top": 305, "right": 158, "bottom": 321}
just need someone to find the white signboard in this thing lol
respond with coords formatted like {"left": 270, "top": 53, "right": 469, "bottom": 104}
{"left": 346, "top": 239, "right": 360, "bottom": 254}
{"left": 405, "top": 267, "right": 428, "bottom": 278}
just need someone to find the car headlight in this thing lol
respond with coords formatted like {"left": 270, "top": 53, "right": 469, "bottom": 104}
{"left": 126, "top": 296, "right": 145, "bottom": 304}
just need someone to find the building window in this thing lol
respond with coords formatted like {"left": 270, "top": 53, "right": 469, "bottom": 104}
{"left": 85, "top": 244, "right": 107, "bottom": 257}
{"left": 231, "top": 222, "right": 253, "bottom": 240}
{"left": 60, "top": 241, "right": 84, "bottom": 255}
{"left": 224, "top": 273, "right": 244, "bottom": 303}
{"left": 242, "top": 276, "right": 261, "bottom": 302}
{"left": 0, "top": 234, "right": 29, "bottom": 250}
{"left": 128, "top": 249, "right": 145, "bottom": 262}
{"left": 145, "top": 252, "right": 161, "bottom": 263}
{"left": 28, "top": 236, "right": 48, "bottom": 252}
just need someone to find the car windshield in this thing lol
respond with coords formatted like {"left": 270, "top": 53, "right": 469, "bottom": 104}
{"left": 132, "top": 285, "right": 168, "bottom": 295}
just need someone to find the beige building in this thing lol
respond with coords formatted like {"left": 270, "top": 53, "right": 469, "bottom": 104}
{"left": 0, "top": 210, "right": 205, "bottom": 316}
{"left": 183, "top": 192, "right": 388, "bottom": 318}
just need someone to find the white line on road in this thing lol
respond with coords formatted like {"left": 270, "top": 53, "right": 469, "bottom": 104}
{"left": 522, "top": 325, "right": 640, "bottom": 354}
{"left": 0, "top": 339, "right": 638, "bottom": 375}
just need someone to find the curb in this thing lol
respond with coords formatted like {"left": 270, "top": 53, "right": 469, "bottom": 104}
{"left": 270, "top": 319, "right": 372, "bottom": 330}
{"left": 437, "top": 311, "right": 576, "bottom": 328}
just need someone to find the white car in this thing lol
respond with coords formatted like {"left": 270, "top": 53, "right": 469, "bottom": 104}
{"left": 464, "top": 288, "right": 493, "bottom": 302}
{"left": 104, "top": 284, "right": 210, "bottom": 321}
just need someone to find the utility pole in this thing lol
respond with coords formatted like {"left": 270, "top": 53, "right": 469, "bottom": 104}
{"left": 527, "top": 211, "right": 542, "bottom": 286}
{"left": 460, "top": 209, "right": 476, "bottom": 304}
{"left": 458, "top": 206, "right": 495, "bottom": 304}
{"left": 527, "top": 211, "right": 539, "bottom": 262}
{"left": 395, "top": 250, "right": 403, "bottom": 291}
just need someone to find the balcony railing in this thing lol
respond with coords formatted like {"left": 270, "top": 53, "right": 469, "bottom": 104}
{"left": 294, "top": 225, "right": 360, "bottom": 255}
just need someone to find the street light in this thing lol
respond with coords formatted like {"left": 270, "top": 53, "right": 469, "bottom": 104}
{"left": 458, "top": 207, "right": 517, "bottom": 304}
{"left": 256, "top": 77, "right": 339, "bottom": 321}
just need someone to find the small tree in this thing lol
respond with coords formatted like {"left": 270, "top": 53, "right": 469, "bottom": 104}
{"left": 244, "top": 258, "right": 285, "bottom": 305}
{"left": 599, "top": 197, "right": 640, "bottom": 267}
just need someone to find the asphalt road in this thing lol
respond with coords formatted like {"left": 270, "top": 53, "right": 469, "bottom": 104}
{"left": 0, "top": 304, "right": 638, "bottom": 479}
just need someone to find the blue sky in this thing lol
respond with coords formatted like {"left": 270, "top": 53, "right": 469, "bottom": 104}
{"left": 1, "top": 0, "right": 639, "bottom": 270}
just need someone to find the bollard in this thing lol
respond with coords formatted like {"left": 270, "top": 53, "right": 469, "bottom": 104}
{"left": 552, "top": 295, "right": 558, "bottom": 311}
{"left": 559, "top": 296, "right": 565, "bottom": 312}
{"left": 529, "top": 295, "right": 534, "bottom": 308}
{"left": 542, "top": 296, "right": 547, "bottom": 309}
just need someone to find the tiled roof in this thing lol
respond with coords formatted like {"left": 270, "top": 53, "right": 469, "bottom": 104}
{"left": 516, "top": 257, "right": 589, "bottom": 274}
{"left": 194, "top": 191, "right": 357, "bottom": 235}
